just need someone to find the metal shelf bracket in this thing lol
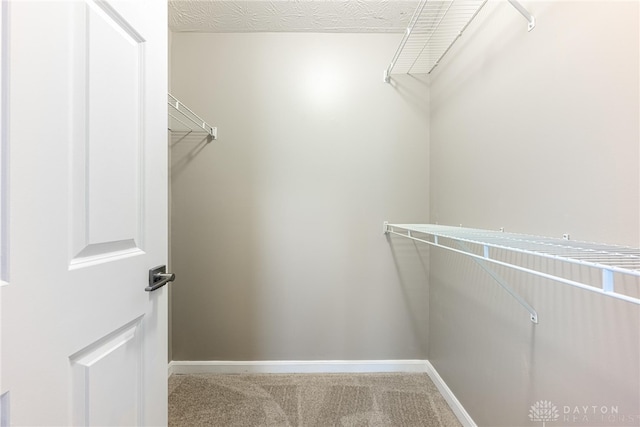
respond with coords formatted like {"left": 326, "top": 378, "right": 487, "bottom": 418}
{"left": 508, "top": 0, "right": 535, "bottom": 31}
{"left": 459, "top": 241, "right": 539, "bottom": 324}
{"left": 385, "top": 223, "right": 539, "bottom": 323}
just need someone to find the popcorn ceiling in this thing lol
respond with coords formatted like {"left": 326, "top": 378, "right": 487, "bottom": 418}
{"left": 168, "top": 0, "right": 418, "bottom": 33}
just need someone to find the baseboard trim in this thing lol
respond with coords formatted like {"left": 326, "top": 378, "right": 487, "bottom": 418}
{"left": 168, "top": 359, "right": 429, "bottom": 375}
{"left": 424, "top": 361, "right": 476, "bottom": 427}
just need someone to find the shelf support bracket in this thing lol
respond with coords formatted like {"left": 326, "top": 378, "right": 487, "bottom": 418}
{"left": 458, "top": 242, "right": 539, "bottom": 324}
{"left": 385, "top": 222, "right": 538, "bottom": 324}
{"left": 508, "top": 0, "right": 535, "bottom": 31}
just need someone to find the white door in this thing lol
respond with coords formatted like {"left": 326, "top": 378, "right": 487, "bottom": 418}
{"left": 1, "top": 0, "right": 168, "bottom": 425}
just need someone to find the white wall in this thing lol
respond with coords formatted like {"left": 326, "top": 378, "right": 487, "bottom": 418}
{"left": 429, "top": 1, "right": 639, "bottom": 425}
{"left": 170, "top": 33, "right": 430, "bottom": 361}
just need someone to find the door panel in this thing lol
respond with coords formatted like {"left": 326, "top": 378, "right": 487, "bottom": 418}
{"left": 70, "top": 317, "right": 143, "bottom": 426}
{"left": 70, "top": 0, "right": 145, "bottom": 266}
{"left": 86, "top": 0, "right": 142, "bottom": 248}
{"left": 1, "top": 0, "right": 167, "bottom": 425}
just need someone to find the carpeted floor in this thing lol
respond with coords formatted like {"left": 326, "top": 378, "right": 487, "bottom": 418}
{"left": 169, "top": 373, "right": 462, "bottom": 427}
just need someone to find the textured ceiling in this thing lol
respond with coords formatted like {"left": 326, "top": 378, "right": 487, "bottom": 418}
{"left": 169, "top": 0, "right": 419, "bottom": 33}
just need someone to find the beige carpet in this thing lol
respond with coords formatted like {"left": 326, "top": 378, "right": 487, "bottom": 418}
{"left": 169, "top": 373, "right": 462, "bottom": 427}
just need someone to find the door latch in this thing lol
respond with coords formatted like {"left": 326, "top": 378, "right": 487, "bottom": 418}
{"left": 146, "top": 265, "right": 175, "bottom": 292}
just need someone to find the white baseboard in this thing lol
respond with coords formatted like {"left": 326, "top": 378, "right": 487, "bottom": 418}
{"left": 424, "top": 361, "right": 476, "bottom": 427}
{"left": 169, "top": 359, "right": 428, "bottom": 375}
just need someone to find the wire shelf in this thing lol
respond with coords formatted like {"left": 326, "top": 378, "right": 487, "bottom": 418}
{"left": 384, "top": 0, "right": 487, "bottom": 79}
{"left": 168, "top": 93, "right": 217, "bottom": 140}
{"left": 383, "top": 0, "right": 535, "bottom": 81}
{"left": 384, "top": 223, "right": 640, "bottom": 306}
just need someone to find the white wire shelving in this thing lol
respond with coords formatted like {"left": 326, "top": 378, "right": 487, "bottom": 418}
{"left": 384, "top": 223, "right": 640, "bottom": 322}
{"left": 384, "top": 0, "right": 535, "bottom": 82}
{"left": 168, "top": 93, "right": 217, "bottom": 141}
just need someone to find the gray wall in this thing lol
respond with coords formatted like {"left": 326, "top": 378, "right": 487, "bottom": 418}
{"left": 428, "top": 1, "right": 640, "bottom": 426}
{"left": 170, "top": 33, "right": 430, "bottom": 361}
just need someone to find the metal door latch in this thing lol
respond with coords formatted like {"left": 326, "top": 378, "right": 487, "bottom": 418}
{"left": 146, "top": 265, "right": 175, "bottom": 292}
